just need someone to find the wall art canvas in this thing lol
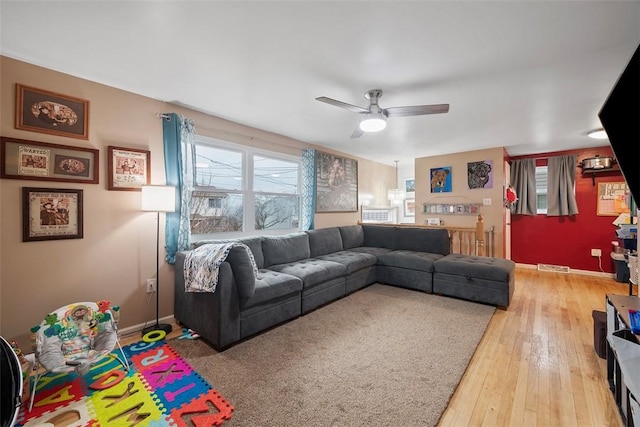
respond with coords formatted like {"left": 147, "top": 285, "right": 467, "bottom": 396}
{"left": 430, "top": 166, "right": 452, "bottom": 193}
{"left": 467, "top": 160, "right": 493, "bottom": 189}
{"left": 315, "top": 152, "right": 358, "bottom": 212}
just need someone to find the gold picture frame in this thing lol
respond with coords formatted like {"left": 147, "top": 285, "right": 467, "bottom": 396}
{"left": 15, "top": 84, "right": 89, "bottom": 140}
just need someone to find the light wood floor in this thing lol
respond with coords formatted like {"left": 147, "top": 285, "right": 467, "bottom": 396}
{"left": 122, "top": 268, "right": 627, "bottom": 426}
{"left": 439, "top": 267, "right": 626, "bottom": 427}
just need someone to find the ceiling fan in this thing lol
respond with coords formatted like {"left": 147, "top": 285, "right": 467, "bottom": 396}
{"left": 316, "top": 89, "right": 449, "bottom": 138}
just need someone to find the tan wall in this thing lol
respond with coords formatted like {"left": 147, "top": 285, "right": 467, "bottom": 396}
{"left": 415, "top": 147, "right": 506, "bottom": 256}
{"left": 0, "top": 56, "right": 394, "bottom": 348}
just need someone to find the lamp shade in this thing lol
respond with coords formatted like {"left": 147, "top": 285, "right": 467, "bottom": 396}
{"left": 141, "top": 185, "right": 176, "bottom": 212}
{"left": 359, "top": 112, "right": 387, "bottom": 132}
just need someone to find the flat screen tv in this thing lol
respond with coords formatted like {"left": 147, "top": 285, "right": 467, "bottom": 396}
{"left": 598, "top": 44, "right": 639, "bottom": 206}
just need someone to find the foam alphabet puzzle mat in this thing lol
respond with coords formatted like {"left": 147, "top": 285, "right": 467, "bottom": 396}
{"left": 16, "top": 340, "right": 233, "bottom": 426}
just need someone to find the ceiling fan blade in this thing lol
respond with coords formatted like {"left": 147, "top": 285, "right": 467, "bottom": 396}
{"left": 384, "top": 104, "right": 449, "bottom": 118}
{"left": 350, "top": 124, "right": 364, "bottom": 139}
{"left": 316, "top": 96, "right": 370, "bottom": 114}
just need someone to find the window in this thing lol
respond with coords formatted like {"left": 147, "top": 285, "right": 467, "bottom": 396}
{"left": 536, "top": 165, "right": 548, "bottom": 214}
{"left": 190, "top": 136, "right": 300, "bottom": 238}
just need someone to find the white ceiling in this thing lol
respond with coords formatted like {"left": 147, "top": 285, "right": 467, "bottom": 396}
{"left": 1, "top": 1, "right": 639, "bottom": 167}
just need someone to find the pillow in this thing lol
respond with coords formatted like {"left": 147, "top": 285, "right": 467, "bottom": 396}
{"left": 262, "top": 233, "right": 310, "bottom": 267}
{"left": 307, "top": 228, "right": 343, "bottom": 257}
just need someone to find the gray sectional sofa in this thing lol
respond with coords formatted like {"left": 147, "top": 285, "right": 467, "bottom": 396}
{"left": 174, "top": 224, "right": 515, "bottom": 350}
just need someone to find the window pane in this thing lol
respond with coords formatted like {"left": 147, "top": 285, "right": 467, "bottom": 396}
{"left": 537, "top": 194, "right": 547, "bottom": 211}
{"left": 253, "top": 156, "right": 298, "bottom": 194}
{"left": 195, "top": 146, "right": 243, "bottom": 190}
{"left": 536, "top": 165, "right": 548, "bottom": 214}
{"left": 255, "top": 194, "right": 299, "bottom": 230}
{"left": 191, "top": 192, "right": 243, "bottom": 233}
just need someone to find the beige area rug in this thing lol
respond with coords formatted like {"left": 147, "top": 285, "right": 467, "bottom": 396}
{"left": 171, "top": 284, "right": 495, "bottom": 426}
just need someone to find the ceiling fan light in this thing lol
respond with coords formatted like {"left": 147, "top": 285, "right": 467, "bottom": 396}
{"left": 359, "top": 113, "right": 387, "bottom": 132}
{"left": 587, "top": 129, "right": 608, "bottom": 140}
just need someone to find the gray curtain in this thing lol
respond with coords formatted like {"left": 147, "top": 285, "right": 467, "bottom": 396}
{"left": 547, "top": 155, "right": 579, "bottom": 216}
{"left": 510, "top": 159, "right": 537, "bottom": 215}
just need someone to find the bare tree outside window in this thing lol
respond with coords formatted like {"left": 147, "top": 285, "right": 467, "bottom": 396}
{"left": 191, "top": 138, "right": 301, "bottom": 237}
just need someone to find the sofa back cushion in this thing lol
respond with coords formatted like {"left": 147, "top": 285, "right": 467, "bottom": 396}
{"left": 362, "top": 225, "right": 397, "bottom": 250}
{"left": 262, "top": 233, "right": 310, "bottom": 267}
{"left": 395, "top": 227, "right": 450, "bottom": 255}
{"left": 225, "top": 245, "right": 258, "bottom": 299}
{"left": 192, "top": 237, "right": 264, "bottom": 269}
{"left": 307, "top": 228, "right": 344, "bottom": 258}
{"left": 339, "top": 225, "right": 364, "bottom": 249}
{"left": 235, "top": 237, "right": 264, "bottom": 269}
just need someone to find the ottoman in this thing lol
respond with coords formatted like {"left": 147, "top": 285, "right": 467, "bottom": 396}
{"left": 433, "top": 254, "right": 515, "bottom": 307}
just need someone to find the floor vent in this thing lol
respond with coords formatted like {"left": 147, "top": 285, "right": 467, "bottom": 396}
{"left": 537, "top": 263, "right": 571, "bottom": 273}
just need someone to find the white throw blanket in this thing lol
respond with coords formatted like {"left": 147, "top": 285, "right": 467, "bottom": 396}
{"left": 183, "top": 242, "right": 258, "bottom": 293}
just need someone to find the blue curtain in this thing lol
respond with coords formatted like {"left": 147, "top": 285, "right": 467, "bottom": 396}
{"left": 162, "top": 113, "right": 196, "bottom": 264}
{"left": 301, "top": 148, "right": 316, "bottom": 230}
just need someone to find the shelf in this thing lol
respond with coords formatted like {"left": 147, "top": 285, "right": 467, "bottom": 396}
{"left": 581, "top": 166, "right": 622, "bottom": 185}
{"left": 423, "top": 203, "right": 481, "bottom": 215}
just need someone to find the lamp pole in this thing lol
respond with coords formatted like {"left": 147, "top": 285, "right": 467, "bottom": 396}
{"left": 141, "top": 185, "right": 175, "bottom": 337}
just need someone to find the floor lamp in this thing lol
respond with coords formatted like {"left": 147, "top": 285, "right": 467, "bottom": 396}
{"left": 141, "top": 185, "right": 176, "bottom": 337}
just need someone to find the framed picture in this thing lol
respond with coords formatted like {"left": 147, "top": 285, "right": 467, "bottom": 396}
{"left": 15, "top": 84, "right": 89, "bottom": 140}
{"left": 405, "top": 178, "right": 415, "bottom": 198}
{"left": 404, "top": 199, "right": 415, "bottom": 217}
{"left": 108, "top": 146, "right": 150, "bottom": 191}
{"left": 430, "top": 166, "right": 452, "bottom": 193}
{"left": 22, "top": 187, "right": 83, "bottom": 242}
{"left": 597, "top": 182, "right": 630, "bottom": 216}
{"left": 1, "top": 137, "right": 99, "bottom": 184}
{"left": 468, "top": 160, "right": 493, "bottom": 189}
{"left": 315, "top": 152, "right": 358, "bottom": 212}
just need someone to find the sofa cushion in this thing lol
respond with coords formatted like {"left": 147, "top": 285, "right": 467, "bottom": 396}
{"left": 235, "top": 237, "right": 264, "bottom": 269}
{"left": 262, "top": 233, "right": 310, "bottom": 267}
{"left": 339, "top": 225, "right": 364, "bottom": 249}
{"left": 347, "top": 247, "right": 393, "bottom": 257}
{"left": 314, "top": 250, "right": 377, "bottom": 274}
{"left": 241, "top": 269, "right": 303, "bottom": 309}
{"left": 191, "top": 237, "right": 265, "bottom": 270}
{"left": 433, "top": 254, "right": 515, "bottom": 282}
{"left": 225, "top": 247, "right": 258, "bottom": 299}
{"left": 376, "top": 250, "right": 444, "bottom": 272}
{"left": 395, "top": 227, "right": 450, "bottom": 256}
{"left": 362, "top": 225, "right": 397, "bottom": 250}
{"left": 307, "top": 228, "right": 344, "bottom": 258}
{"left": 269, "top": 259, "right": 347, "bottom": 289}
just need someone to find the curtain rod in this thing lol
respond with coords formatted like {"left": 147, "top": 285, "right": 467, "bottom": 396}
{"left": 155, "top": 112, "right": 304, "bottom": 152}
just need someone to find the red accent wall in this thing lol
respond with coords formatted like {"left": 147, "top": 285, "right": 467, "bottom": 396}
{"left": 510, "top": 146, "right": 626, "bottom": 273}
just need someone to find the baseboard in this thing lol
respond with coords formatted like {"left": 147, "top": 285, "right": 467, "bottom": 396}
{"left": 118, "top": 315, "right": 176, "bottom": 338}
{"left": 515, "top": 263, "right": 615, "bottom": 279}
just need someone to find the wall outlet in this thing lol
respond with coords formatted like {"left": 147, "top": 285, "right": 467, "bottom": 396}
{"left": 483, "top": 198, "right": 492, "bottom": 206}
{"left": 146, "top": 279, "right": 156, "bottom": 293}
{"left": 591, "top": 249, "right": 602, "bottom": 257}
